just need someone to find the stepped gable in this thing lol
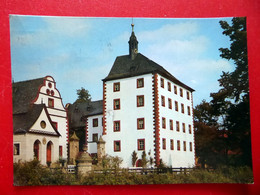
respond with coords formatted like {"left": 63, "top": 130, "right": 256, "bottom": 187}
{"left": 103, "top": 53, "right": 194, "bottom": 92}
{"left": 12, "top": 77, "right": 45, "bottom": 114}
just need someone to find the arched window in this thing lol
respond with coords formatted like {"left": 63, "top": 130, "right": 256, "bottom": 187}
{"left": 33, "top": 140, "right": 41, "bottom": 161}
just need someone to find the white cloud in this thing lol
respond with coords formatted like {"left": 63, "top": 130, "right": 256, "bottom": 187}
{"left": 11, "top": 16, "right": 92, "bottom": 49}
{"left": 138, "top": 22, "right": 199, "bottom": 42}
{"left": 42, "top": 17, "right": 92, "bottom": 37}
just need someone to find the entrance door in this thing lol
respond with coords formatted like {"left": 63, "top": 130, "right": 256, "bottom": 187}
{"left": 136, "top": 159, "right": 142, "bottom": 167}
{"left": 46, "top": 141, "right": 52, "bottom": 163}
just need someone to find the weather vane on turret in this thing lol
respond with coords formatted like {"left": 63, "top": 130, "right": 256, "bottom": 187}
{"left": 131, "top": 18, "right": 134, "bottom": 32}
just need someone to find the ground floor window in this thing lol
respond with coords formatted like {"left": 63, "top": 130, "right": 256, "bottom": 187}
{"left": 59, "top": 145, "right": 63, "bottom": 157}
{"left": 114, "top": 140, "right": 121, "bottom": 152}
{"left": 13, "top": 143, "right": 20, "bottom": 155}
{"left": 92, "top": 133, "right": 98, "bottom": 142}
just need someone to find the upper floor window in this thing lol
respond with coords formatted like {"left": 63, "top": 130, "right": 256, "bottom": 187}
{"left": 137, "top": 78, "right": 144, "bottom": 88}
{"left": 170, "top": 139, "right": 174, "bottom": 150}
{"left": 93, "top": 133, "right": 98, "bottom": 142}
{"left": 182, "top": 123, "right": 186, "bottom": 133}
{"left": 177, "top": 140, "right": 180, "bottom": 151}
{"left": 114, "top": 99, "right": 120, "bottom": 110}
{"left": 93, "top": 118, "right": 98, "bottom": 127}
{"left": 190, "top": 142, "right": 193, "bottom": 151}
{"left": 170, "top": 119, "right": 173, "bottom": 130}
{"left": 161, "top": 78, "right": 164, "bottom": 88}
{"left": 168, "top": 98, "right": 172, "bottom": 109}
{"left": 137, "top": 139, "right": 145, "bottom": 151}
{"left": 175, "top": 101, "right": 178, "bottom": 111}
{"left": 137, "top": 118, "right": 145, "bottom": 130}
{"left": 181, "top": 103, "right": 185, "bottom": 114}
{"left": 176, "top": 121, "right": 180, "bottom": 132}
{"left": 14, "top": 143, "right": 20, "bottom": 155}
{"left": 137, "top": 95, "right": 144, "bottom": 107}
{"left": 187, "top": 106, "right": 191, "bottom": 115}
{"left": 168, "top": 82, "right": 171, "bottom": 91}
{"left": 40, "top": 120, "right": 46, "bottom": 129}
{"left": 189, "top": 125, "right": 192, "bottom": 134}
{"left": 187, "top": 91, "right": 190, "bottom": 100}
{"left": 114, "top": 140, "right": 121, "bottom": 152}
{"left": 183, "top": 141, "right": 187, "bottom": 151}
{"left": 162, "top": 117, "right": 166, "bottom": 129}
{"left": 174, "top": 85, "right": 177, "bottom": 95}
{"left": 180, "top": 88, "right": 183, "bottom": 97}
{"left": 113, "top": 82, "right": 120, "bottom": 92}
{"left": 114, "top": 121, "right": 120, "bottom": 132}
{"left": 48, "top": 98, "right": 54, "bottom": 108}
{"left": 162, "top": 138, "right": 166, "bottom": 150}
{"left": 161, "top": 95, "right": 165, "bottom": 107}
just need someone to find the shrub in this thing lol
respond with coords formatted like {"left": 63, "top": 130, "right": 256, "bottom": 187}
{"left": 13, "top": 160, "right": 78, "bottom": 186}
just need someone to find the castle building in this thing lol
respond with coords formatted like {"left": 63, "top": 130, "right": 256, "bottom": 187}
{"left": 86, "top": 23, "right": 196, "bottom": 168}
{"left": 13, "top": 76, "right": 68, "bottom": 165}
{"left": 67, "top": 100, "right": 103, "bottom": 162}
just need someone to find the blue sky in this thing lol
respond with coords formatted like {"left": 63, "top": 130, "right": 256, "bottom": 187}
{"left": 10, "top": 16, "right": 234, "bottom": 106}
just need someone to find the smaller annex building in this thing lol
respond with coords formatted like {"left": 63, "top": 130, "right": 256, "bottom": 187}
{"left": 67, "top": 100, "right": 103, "bottom": 162}
{"left": 13, "top": 76, "right": 68, "bottom": 165}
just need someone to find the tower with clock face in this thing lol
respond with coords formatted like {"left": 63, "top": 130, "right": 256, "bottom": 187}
{"left": 128, "top": 23, "right": 139, "bottom": 60}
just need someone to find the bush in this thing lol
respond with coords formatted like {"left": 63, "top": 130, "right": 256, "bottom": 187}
{"left": 13, "top": 160, "right": 78, "bottom": 186}
{"left": 14, "top": 160, "right": 253, "bottom": 185}
{"left": 81, "top": 167, "right": 253, "bottom": 185}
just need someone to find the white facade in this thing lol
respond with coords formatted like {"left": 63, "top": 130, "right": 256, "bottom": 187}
{"left": 102, "top": 73, "right": 195, "bottom": 168}
{"left": 87, "top": 114, "right": 103, "bottom": 154}
{"left": 103, "top": 74, "right": 154, "bottom": 167}
{"left": 13, "top": 107, "right": 60, "bottom": 165}
{"left": 157, "top": 74, "right": 195, "bottom": 167}
{"left": 33, "top": 76, "right": 68, "bottom": 160}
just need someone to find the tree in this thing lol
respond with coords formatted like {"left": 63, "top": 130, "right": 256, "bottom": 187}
{"left": 194, "top": 101, "right": 227, "bottom": 168}
{"left": 141, "top": 151, "right": 149, "bottom": 168}
{"left": 74, "top": 87, "right": 91, "bottom": 104}
{"left": 131, "top": 151, "right": 138, "bottom": 167}
{"left": 210, "top": 17, "right": 251, "bottom": 167}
